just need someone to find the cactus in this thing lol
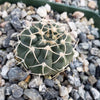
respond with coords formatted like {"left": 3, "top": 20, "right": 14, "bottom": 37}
{"left": 15, "top": 19, "right": 74, "bottom": 75}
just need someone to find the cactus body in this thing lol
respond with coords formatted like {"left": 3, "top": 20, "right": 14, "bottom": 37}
{"left": 15, "top": 20, "right": 74, "bottom": 75}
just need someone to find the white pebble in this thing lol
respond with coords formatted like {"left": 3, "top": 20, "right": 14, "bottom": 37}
{"left": 60, "top": 12, "right": 67, "bottom": 20}
{"left": 17, "top": 2, "right": 26, "bottom": 9}
{"left": 59, "top": 86, "right": 68, "bottom": 97}
{"left": 2, "top": 11, "right": 8, "bottom": 18}
{"left": 90, "top": 87, "right": 100, "bottom": 100}
{"left": 1, "top": 65, "right": 9, "bottom": 78}
{"left": 45, "top": 4, "right": 51, "bottom": 12}
{"left": 39, "top": 84, "right": 46, "bottom": 92}
{"left": 37, "top": 6, "right": 47, "bottom": 18}
{"left": 68, "top": 22, "right": 77, "bottom": 31}
{"left": 7, "top": 52, "right": 14, "bottom": 60}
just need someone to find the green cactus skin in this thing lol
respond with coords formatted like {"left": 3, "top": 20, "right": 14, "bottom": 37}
{"left": 15, "top": 19, "right": 74, "bottom": 75}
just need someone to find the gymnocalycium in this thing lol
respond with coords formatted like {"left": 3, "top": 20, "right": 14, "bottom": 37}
{"left": 15, "top": 19, "right": 74, "bottom": 75}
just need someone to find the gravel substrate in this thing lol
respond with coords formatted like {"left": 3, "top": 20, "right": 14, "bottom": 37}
{"left": 48, "top": 0, "right": 99, "bottom": 13}
{"left": 0, "top": 2, "right": 100, "bottom": 100}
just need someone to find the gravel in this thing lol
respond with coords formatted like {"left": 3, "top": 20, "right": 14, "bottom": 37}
{"left": 0, "top": 2, "right": 100, "bottom": 100}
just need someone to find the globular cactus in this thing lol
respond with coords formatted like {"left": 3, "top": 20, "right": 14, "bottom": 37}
{"left": 15, "top": 19, "right": 74, "bottom": 75}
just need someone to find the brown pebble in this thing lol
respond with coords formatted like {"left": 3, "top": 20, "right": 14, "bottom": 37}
{"left": 0, "top": 21, "right": 8, "bottom": 28}
{"left": 0, "top": 76, "right": 5, "bottom": 86}
{"left": 55, "top": 0, "right": 62, "bottom": 3}
{"left": 88, "top": 1, "right": 97, "bottom": 9}
{"left": 87, "top": 34, "right": 95, "bottom": 40}
{"left": 72, "top": 11, "right": 84, "bottom": 19}
{"left": 18, "top": 81, "right": 27, "bottom": 89}
{"left": 0, "top": 31, "right": 2, "bottom": 36}
{"left": 88, "top": 76, "right": 97, "bottom": 85}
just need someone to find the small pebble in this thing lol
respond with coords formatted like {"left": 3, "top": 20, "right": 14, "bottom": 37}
{"left": 96, "top": 58, "right": 100, "bottom": 66}
{"left": 11, "top": 84, "right": 23, "bottom": 98}
{"left": 88, "top": 63, "right": 96, "bottom": 76}
{"left": 88, "top": 1, "right": 97, "bottom": 9}
{"left": 90, "top": 87, "right": 100, "bottom": 100}
{"left": 60, "top": 12, "right": 68, "bottom": 20}
{"left": 18, "top": 81, "right": 27, "bottom": 89}
{"left": 68, "top": 75, "right": 81, "bottom": 87}
{"left": 45, "top": 4, "right": 51, "bottom": 12}
{"left": 2, "top": 10, "right": 8, "bottom": 18}
{"left": 96, "top": 79, "right": 100, "bottom": 90}
{"left": 0, "top": 76, "right": 5, "bottom": 87}
{"left": 5, "top": 87, "right": 11, "bottom": 96}
{"left": 8, "top": 67, "right": 28, "bottom": 82}
{"left": 59, "top": 86, "right": 68, "bottom": 97}
{"left": 17, "top": 2, "right": 26, "bottom": 9}
{"left": 72, "top": 11, "right": 84, "bottom": 19}
{"left": 85, "top": 92, "right": 93, "bottom": 100}
{"left": 68, "top": 22, "right": 77, "bottom": 31}
{"left": 88, "top": 76, "right": 97, "bottom": 85}
{"left": 79, "top": 42, "right": 89, "bottom": 50}
{"left": 93, "top": 40, "right": 100, "bottom": 47}
{"left": 0, "top": 87, "right": 5, "bottom": 100}
{"left": 87, "top": 34, "right": 95, "bottom": 40}
{"left": 39, "top": 84, "right": 46, "bottom": 92}
{"left": 1, "top": 65, "right": 9, "bottom": 79}
{"left": 44, "top": 79, "right": 54, "bottom": 87}
{"left": 24, "top": 89, "right": 43, "bottom": 100}
{"left": 78, "top": 86, "right": 85, "bottom": 99}
{"left": 37, "top": 6, "right": 47, "bottom": 18}
{"left": 29, "top": 76, "right": 43, "bottom": 88}
{"left": 91, "top": 48, "right": 100, "bottom": 57}
{"left": 21, "top": 10, "right": 27, "bottom": 18}
{"left": 78, "top": 32, "right": 87, "bottom": 43}
{"left": 8, "top": 96, "right": 24, "bottom": 100}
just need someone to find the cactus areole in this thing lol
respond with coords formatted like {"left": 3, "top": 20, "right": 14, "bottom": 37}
{"left": 15, "top": 19, "right": 74, "bottom": 75}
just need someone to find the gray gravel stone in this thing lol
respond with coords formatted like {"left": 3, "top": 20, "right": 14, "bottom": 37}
{"left": 91, "top": 48, "right": 100, "bottom": 57}
{"left": 11, "top": 8, "right": 21, "bottom": 18}
{"left": 41, "top": 88, "right": 59, "bottom": 100}
{"left": 8, "top": 96, "right": 24, "bottom": 100}
{"left": 57, "top": 75, "right": 64, "bottom": 82}
{"left": 96, "top": 58, "right": 100, "bottom": 66}
{"left": 32, "top": 15, "right": 41, "bottom": 21}
{"left": 96, "top": 79, "right": 100, "bottom": 90}
{"left": 71, "top": 90, "right": 80, "bottom": 100}
{"left": 68, "top": 75, "right": 81, "bottom": 87}
{"left": 21, "top": 10, "right": 27, "bottom": 18}
{"left": 8, "top": 67, "right": 28, "bottom": 82}
{"left": 78, "top": 86, "right": 85, "bottom": 99}
{"left": 93, "top": 40, "right": 100, "bottom": 47}
{"left": 78, "top": 32, "right": 87, "bottom": 43}
{"left": 11, "top": 84, "right": 23, "bottom": 98}
{"left": 79, "top": 42, "right": 89, "bottom": 50}
{"left": 0, "top": 87, "right": 5, "bottom": 100}
{"left": 91, "top": 28, "right": 99, "bottom": 38}
{"left": 44, "top": 79, "right": 54, "bottom": 87}
{"left": 24, "top": 89, "right": 43, "bottom": 100}
{"left": 90, "top": 87, "right": 100, "bottom": 100}
{"left": 85, "top": 92, "right": 93, "bottom": 100}
{"left": 88, "top": 63, "right": 96, "bottom": 75}
{"left": 11, "top": 16, "right": 22, "bottom": 31}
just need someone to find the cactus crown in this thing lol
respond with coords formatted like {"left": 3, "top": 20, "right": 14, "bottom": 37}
{"left": 15, "top": 19, "right": 74, "bottom": 75}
